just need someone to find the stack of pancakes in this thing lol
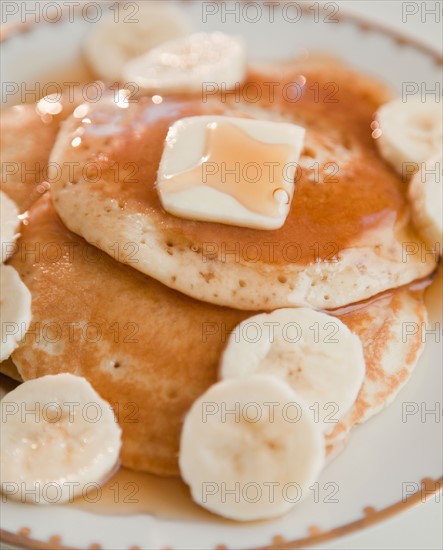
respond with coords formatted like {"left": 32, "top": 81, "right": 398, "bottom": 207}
{"left": 1, "top": 60, "right": 436, "bottom": 476}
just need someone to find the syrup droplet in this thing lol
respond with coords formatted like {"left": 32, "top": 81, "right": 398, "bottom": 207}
{"left": 71, "top": 136, "right": 82, "bottom": 148}
{"left": 73, "top": 104, "right": 90, "bottom": 119}
{"left": 36, "top": 94, "right": 63, "bottom": 116}
{"left": 372, "top": 128, "right": 382, "bottom": 139}
{"left": 273, "top": 188, "right": 290, "bottom": 205}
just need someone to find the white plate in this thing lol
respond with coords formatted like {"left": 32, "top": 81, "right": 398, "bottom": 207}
{"left": 1, "top": 2, "right": 442, "bottom": 549}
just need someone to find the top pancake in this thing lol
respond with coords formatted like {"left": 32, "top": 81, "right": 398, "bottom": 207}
{"left": 49, "top": 61, "right": 437, "bottom": 310}
{"left": 10, "top": 195, "right": 427, "bottom": 476}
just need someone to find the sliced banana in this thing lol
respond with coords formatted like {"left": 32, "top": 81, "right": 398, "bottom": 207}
{"left": 374, "top": 97, "right": 442, "bottom": 176}
{"left": 179, "top": 375, "right": 325, "bottom": 521}
{"left": 0, "top": 265, "right": 32, "bottom": 362}
{"left": 84, "top": 1, "right": 191, "bottom": 82}
{"left": 123, "top": 32, "right": 247, "bottom": 94}
{"left": 220, "top": 308, "right": 365, "bottom": 433}
{"left": 0, "top": 373, "right": 122, "bottom": 504}
{"left": 409, "top": 154, "right": 442, "bottom": 251}
{"left": 1, "top": 191, "right": 20, "bottom": 263}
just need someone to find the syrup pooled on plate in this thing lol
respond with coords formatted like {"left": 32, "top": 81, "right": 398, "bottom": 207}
{"left": 69, "top": 467, "right": 229, "bottom": 523}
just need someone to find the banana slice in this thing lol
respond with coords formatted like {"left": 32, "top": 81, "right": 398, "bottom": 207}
{"left": 374, "top": 97, "right": 442, "bottom": 176}
{"left": 0, "top": 373, "right": 122, "bottom": 504}
{"left": 123, "top": 32, "right": 247, "bottom": 93}
{"left": 409, "top": 154, "right": 442, "bottom": 251}
{"left": 0, "top": 265, "right": 32, "bottom": 362}
{"left": 1, "top": 191, "right": 20, "bottom": 263}
{"left": 179, "top": 375, "right": 325, "bottom": 521}
{"left": 220, "top": 308, "right": 365, "bottom": 433}
{"left": 84, "top": 1, "right": 191, "bottom": 82}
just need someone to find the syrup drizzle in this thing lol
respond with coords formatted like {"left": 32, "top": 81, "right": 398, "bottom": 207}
{"left": 161, "top": 121, "right": 295, "bottom": 217}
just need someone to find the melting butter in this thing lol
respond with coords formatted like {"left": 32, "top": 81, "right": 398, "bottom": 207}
{"left": 161, "top": 121, "right": 297, "bottom": 218}
{"left": 157, "top": 116, "right": 305, "bottom": 229}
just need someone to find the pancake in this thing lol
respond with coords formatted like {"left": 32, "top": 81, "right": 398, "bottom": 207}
{"left": 1, "top": 103, "right": 61, "bottom": 211}
{"left": 326, "top": 283, "right": 427, "bottom": 445}
{"left": 10, "top": 195, "right": 427, "bottom": 476}
{"left": 0, "top": 90, "right": 90, "bottom": 212}
{"left": 49, "top": 61, "right": 437, "bottom": 310}
{"left": 10, "top": 195, "right": 250, "bottom": 475}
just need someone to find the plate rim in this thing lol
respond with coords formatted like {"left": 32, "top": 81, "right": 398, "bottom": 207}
{"left": 0, "top": 2, "right": 442, "bottom": 66}
{"left": 1, "top": 477, "right": 441, "bottom": 550}
{"left": 0, "top": 4, "right": 442, "bottom": 550}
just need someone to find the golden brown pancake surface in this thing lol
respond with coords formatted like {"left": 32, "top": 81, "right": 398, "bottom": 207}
{"left": 1, "top": 89, "right": 95, "bottom": 212}
{"left": 10, "top": 195, "right": 427, "bottom": 475}
{"left": 49, "top": 62, "right": 437, "bottom": 309}
{"left": 50, "top": 68, "right": 404, "bottom": 260}
{"left": 1, "top": 104, "right": 62, "bottom": 211}
{"left": 10, "top": 195, "right": 249, "bottom": 475}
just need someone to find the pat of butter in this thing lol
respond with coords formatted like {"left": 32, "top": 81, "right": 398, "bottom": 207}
{"left": 156, "top": 116, "right": 305, "bottom": 230}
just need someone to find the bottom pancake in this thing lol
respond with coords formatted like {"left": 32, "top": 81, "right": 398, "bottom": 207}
{"left": 9, "top": 195, "right": 427, "bottom": 475}
{"left": 10, "top": 195, "right": 249, "bottom": 475}
{"left": 326, "top": 286, "right": 427, "bottom": 444}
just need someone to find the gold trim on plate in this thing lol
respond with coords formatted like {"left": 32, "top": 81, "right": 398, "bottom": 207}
{"left": 0, "top": 477, "right": 441, "bottom": 550}
{"left": 0, "top": 3, "right": 442, "bottom": 550}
